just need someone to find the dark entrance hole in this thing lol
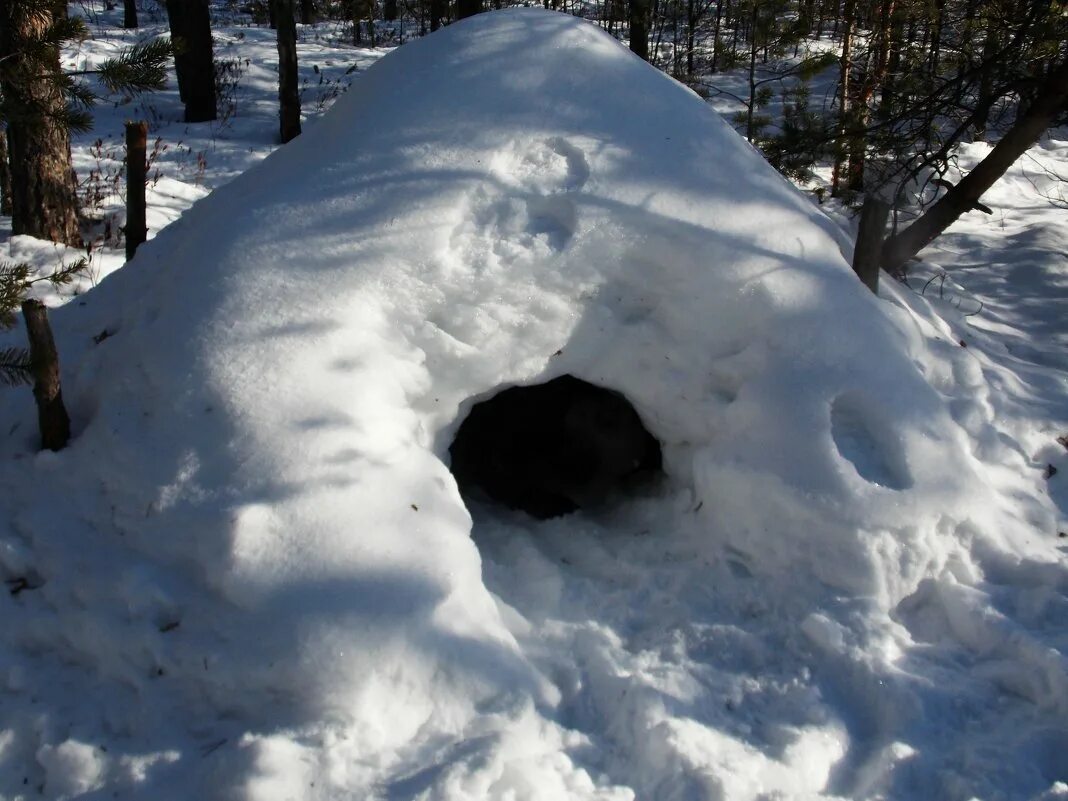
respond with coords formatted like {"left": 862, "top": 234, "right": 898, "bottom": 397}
{"left": 449, "top": 375, "right": 663, "bottom": 520}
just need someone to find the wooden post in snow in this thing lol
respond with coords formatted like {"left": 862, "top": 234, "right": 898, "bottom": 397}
{"left": 125, "top": 121, "right": 148, "bottom": 262}
{"left": 852, "top": 197, "right": 890, "bottom": 294}
{"left": 21, "top": 300, "right": 70, "bottom": 452}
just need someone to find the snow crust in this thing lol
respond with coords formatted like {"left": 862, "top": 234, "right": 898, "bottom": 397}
{"left": 1, "top": 10, "right": 1065, "bottom": 800}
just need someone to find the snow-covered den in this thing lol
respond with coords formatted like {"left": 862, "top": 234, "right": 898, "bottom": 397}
{"left": 2, "top": 9, "right": 1066, "bottom": 800}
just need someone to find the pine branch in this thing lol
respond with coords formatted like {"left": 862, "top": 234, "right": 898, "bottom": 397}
{"left": 0, "top": 259, "right": 88, "bottom": 330}
{"left": 0, "top": 348, "right": 33, "bottom": 388}
{"left": 95, "top": 39, "right": 172, "bottom": 95}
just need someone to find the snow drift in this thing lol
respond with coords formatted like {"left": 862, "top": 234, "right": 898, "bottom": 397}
{"left": 1, "top": 9, "right": 1065, "bottom": 800}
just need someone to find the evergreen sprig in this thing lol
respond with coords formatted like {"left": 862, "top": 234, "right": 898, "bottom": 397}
{"left": 0, "top": 0, "right": 171, "bottom": 133}
{"left": 0, "top": 347, "right": 33, "bottom": 388}
{"left": 0, "top": 259, "right": 88, "bottom": 330}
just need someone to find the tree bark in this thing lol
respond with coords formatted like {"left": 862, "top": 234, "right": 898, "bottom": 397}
{"left": 383, "top": 0, "right": 397, "bottom": 20}
{"left": 429, "top": 0, "right": 444, "bottom": 31}
{"left": 0, "top": 126, "right": 12, "bottom": 217}
{"left": 456, "top": 0, "right": 481, "bottom": 20}
{"left": 124, "top": 121, "right": 148, "bottom": 261}
{"left": 300, "top": 0, "right": 314, "bottom": 24}
{"left": 630, "top": 0, "right": 650, "bottom": 61}
{"left": 273, "top": 0, "right": 302, "bottom": 143}
{"left": 852, "top": 197, "right": 890, "bottom": 293}
{"left": 123, "top": 0, "right": 138, "bottom": 28}
{"left": 882, "top": 59, "right": 1068, "bottom": 275}
{"left": 21, "top": 300, "right": 70, "bottom": 452}
{"left": 166, "top": 0, "right": 217, "bottom": 122}
{"left": 831, "top": 0, "right": 856, "bottom": 195}
{"left": 0, "top": 0, "right": 82, "bottom": 246}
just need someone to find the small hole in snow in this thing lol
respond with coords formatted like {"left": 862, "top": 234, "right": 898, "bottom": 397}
{"left": 449, "top": 375, "right": 663, "bottom": 519}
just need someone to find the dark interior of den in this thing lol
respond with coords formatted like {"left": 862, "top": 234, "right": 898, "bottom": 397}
{"left": 449, "top": 375, "right": 663, "bottom": 520}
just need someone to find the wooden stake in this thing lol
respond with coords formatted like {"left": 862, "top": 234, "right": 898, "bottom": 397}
{"left": 125, "top": 121, "right": 148, "bottom": 262}
{"left": 21, "top": 300, "right": 70, "bottom": 452}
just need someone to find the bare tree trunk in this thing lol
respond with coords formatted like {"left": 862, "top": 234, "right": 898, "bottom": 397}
{"left": 124, "top": 0, "right": 138, "bottom": 28}
{"left": 456, "top": 0, "right": 481, "bottom": 19}
{"left": 852, "top": 197, "right": 890, "bottom": 292}
{"left": 21, "top": 300, "right": 70, "bottom": 452}
{"left": 831, "top": 0, "right": 856, "bottom": 195}
{"left": 273, "top": 0, "right": 302, "bottom": 143}
{"left": 630, "top": 0, "right": 650, "bottom": 60}
{"left": 300, "top": 0, "right": 314, "bottom": 24}
{"left": 430, "top": 0, "right": 444, "bottom": 31}
{"left": 167, "top": 0, "right": 217, "bottom": 122}
{"left": 846, "top": 0, "right": 894, "bottom": 191}
{"left": 0, "top": 126, "right": 12, "bottom": 217}
{"left": 0, "top": 0, "right": 82, "bottom": 246}
{"left": 686, "top": 0, "right": 695, "bottom": 75}
{"left": 745, "top": 2, "right": 758, "bottom": 141}
{"left": 124, "top": 121, "right": 148, "bottom": 261}
{"left": 711, "top": 0, "right": 725, "bottom": 71}
{"left": 882, "top": 59, "right": 1068, "bottom": 275}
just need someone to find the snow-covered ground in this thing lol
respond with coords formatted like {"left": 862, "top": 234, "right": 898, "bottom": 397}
{"left": 1, "top": 7, "right": 1066, "bottom": 801}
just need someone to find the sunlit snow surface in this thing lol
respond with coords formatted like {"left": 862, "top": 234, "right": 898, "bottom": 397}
{"left": 1, "top": 10, "right": 1066, "bottom": 801}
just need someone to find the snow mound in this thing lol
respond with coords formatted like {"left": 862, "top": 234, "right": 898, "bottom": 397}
{"left": 1, "top": 10, "right": 1064, "bottom": 800}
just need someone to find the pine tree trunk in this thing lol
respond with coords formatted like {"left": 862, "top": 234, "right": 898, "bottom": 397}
{"left": 300, "top": 0, "right": 314, "bottom": 24}
{"left": 167, "top": 0, "right": 217, "bottom": 122}
{"left": 630, "top": 0, "right": 650, "bottom": 60}
{"left": 166, "top": 0, "right": 190, "bottom": 102}
{"left": 21, "top": 300, "right": 70, "bottom": 452}
{"left": 745, "top": 2, "right": 758, "bottom": 142}
{"left": 0, "top": 126, "right": 12, "bottom": 217}
{"left": 711, "top": 0, "right": 725, "bottom": 71}
{"left": 273, "top": 0, "right": 302, "bottom": 143}
{"left": 456, "top": 0, "right": 481, "bottom": 19}
{"left": 852, "top": 196, "right": 890, "bottom": 293}
{"left": 124, "top": 121, "right": 148, "bottom": 261}
{"left": 831, "top": 0, "right": 856, "bottom": 195}
{"left": 0, "top": 0, "right": 82, "bottom": 246}
{"left": 429, "top": 0, "right": 444, "bottom": 31}
{"left": 685, "top": 0, "right": 694, "bottom": 75}
{"left": 383, "top": 0, "right": 397, "bottom": 21}
{"left": 882, "top": 58, "right": 1068, "bottom": 275}
{"left": 124, "top": 0, "right": 138, "bottom": 28}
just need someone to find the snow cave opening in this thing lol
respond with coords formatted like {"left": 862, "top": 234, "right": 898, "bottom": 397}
{"left": 448, "top": 375, "right": 663, "bottom": 520}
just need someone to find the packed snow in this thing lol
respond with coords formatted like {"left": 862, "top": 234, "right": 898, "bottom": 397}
{"left": 1, "top": 8, "right": 1066, "bottom": 801}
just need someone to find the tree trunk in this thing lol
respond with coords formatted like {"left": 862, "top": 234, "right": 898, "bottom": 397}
{"left": 124, "top": 0, "right": 138, "bottom": 28}
{"left": 383, "top": 0, "right": 397, "bottom": 21}
{"left": 167, "top": 0, "right": 217, "bottom": 121}
{"left": 21, "top": 300, "right": 70, "bottom": 452}
{"left": 882, "top": 59, "right": 1068, "bottom": 275}
{"left": 429, "top": 0, "right": 444, "bottom": 31}
{"left": 745, "top": 2, "right": 758, "bottom": 142}
{"left": 273, "top": 0, "right": 302, "bottom": 143}
{"left": 711, "top": 0, "right": 724, "bottom": 71}
{"left": 846, "top": 0, "right": 895, "bottom": 191}
{"left": 456, "top": 0, "right": 481, "bottom": 19}
{"left": 124, "top": 121, "right": 148, "bottom": 261}
{"left": 852, "top": 197, "right": 890, "bottom": 293}
{"left": 0, "top": 0, "right": 82, "bottom": 246}
{"left": 166, "top": 0, "right": 190, "bottom": 102}
{"left": 630, "top": 0, "right": 650, "bottom": 61}
{"left": 300, "top": 0, "right": 314, "bottom": 24}
{"left": 0, "top": 126, "right": 12, "bottom": 217}
{"left": 831, "top": 0, "right": 856, "bottom": 195}
{"left": 685, "top": 0, "right": 694, "bottom": 75}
